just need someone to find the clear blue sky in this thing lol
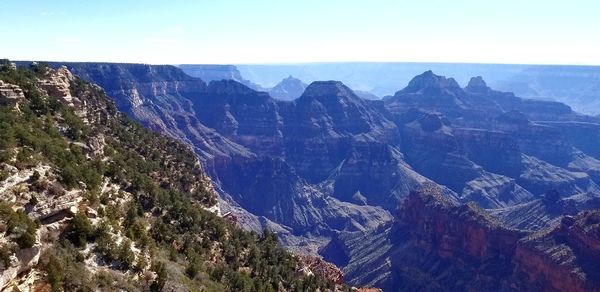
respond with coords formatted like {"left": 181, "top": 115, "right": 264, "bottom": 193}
{"left": 1, "top": 0, "right": 599, "bottom": 65}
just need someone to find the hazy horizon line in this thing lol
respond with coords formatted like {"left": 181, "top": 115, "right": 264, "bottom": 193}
{"left": 7, "top": 58, "right": 600, "bottom": 68}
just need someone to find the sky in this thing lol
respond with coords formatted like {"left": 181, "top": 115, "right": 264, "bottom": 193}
{"left": 1, "top": 0, "right": 599, "bottom": 65}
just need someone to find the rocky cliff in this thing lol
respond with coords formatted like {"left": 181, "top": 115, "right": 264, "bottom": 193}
{"left": 326, "top": 185, "right": 600, "bottom": 291}
{"left": 0, "top": 80, "right": 24, "bottom": 108}
{"left": 514, "top": 210, "right": 600, "bottom": 291}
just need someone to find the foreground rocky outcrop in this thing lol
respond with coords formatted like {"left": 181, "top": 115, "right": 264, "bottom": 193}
{"left": 0, "top": 80, "right": 24, "bottom": 104}
{"left": 297, "top": 254, "right": 344, "bottom": 285}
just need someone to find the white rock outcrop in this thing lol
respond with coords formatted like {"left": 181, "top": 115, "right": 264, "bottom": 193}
{"left": 37, "top": 65, "right": 75, "bottom": 104}
{"left": 0, "top": 244, "right": 41, "bottom": 290}
{"left": 0, "top": 80, "right": 25, "bottom": 108}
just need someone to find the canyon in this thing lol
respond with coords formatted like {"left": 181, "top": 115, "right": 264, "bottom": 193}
{"left": 15, "top": 61, "right": 600, "bottom": 291}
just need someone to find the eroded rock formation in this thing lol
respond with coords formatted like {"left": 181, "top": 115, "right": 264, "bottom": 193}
{"left": 0, "top": 80, "right": 25, "bottom": 107}
{"left": 325, "top": 186, "right": 600, "bottom": 291}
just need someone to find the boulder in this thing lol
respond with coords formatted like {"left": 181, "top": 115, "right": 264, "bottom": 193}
{"left": 0, "top": 245, "right": 41, "bottom": 290}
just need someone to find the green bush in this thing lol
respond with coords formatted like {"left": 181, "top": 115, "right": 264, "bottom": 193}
{"left": 151, "top": 261, "right": 167, "bottom": 292}
{"left": 117, "top": 239, "right": 135, "bottom": 269}
{"left": 136, "top": 255, "right": 148, "bottom": 271}
{"left": 67, "top": 213, "right": 94, "bottom": 248}
{"left": 0, "top": 203, "right": 38, "bottom": 248}
{"left": 41, "top": 245, "right": 93, "bottom": 292}
{"left": 94, "top": 221, "right": 119, "bottom": 263}
{"left": 0, "top": 170, "right": 9, "bottom": 181}
{"left": 60, "top": 165, "right": 79, "bottom": 189}
{"left": 29, "top": 170, "right": 40, "bottom": 183}
{"left": 185, "top": 259, "right": 201, "bottom": 279}
{"left": 0, "top": 244, "right": 14, "bottom": 267}
{"left": 46, "top": 252, "right": 65, "bottom": 291}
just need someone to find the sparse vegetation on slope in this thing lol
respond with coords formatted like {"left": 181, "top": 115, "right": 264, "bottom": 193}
{"left": 0, "top": 60, "right": 343, "bottom": 291}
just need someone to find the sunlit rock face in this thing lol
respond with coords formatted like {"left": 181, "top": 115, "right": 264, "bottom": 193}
{"left": 325, "top": 186, "right": 600, "bottom": 291}
{"left": 0, "top": 80, "right": 25, "bottom": 107}
{"left": 37, "top": 66, "right": 75, "bottom": 102}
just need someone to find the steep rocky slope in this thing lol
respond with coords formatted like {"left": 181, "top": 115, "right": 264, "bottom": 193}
{"left": 325, "top": 185, "right": 600, "bottom": 291}
{"left": 514, "top": 209, "right": 600, "bottom": 291}
{"left": 388, "top": 72, "right": 600, "bottom": 205}
{"left": 38, "top": 62, "right": 407, "bottom": 243}
{"left": 190, "top": 79, "right": 400, "bottom": 237}
{"left": 0, "top": 61, "right": 346, "bottom": 291}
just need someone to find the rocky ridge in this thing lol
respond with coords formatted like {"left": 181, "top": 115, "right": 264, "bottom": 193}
{"left": 514, "top": 210, "right": 600, "bottom": 291}
{"left": 326, "top": 185, "right": 600, "bottom": 291}
{"left": 0, "top": 62, "right": 346, "bottom": 291}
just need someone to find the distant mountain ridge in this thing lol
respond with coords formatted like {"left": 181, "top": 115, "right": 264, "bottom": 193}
{"left": 179, "top": 65, "right": 380, "bottom": 102}
{"left": 235, "top": 62, "right": 600, "bottom": 114}
{"left": 178, "top": 64, "right": 264, "bottom": 91}
{"left": 268, "top": 75, "right": 306, "bottom": 100}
